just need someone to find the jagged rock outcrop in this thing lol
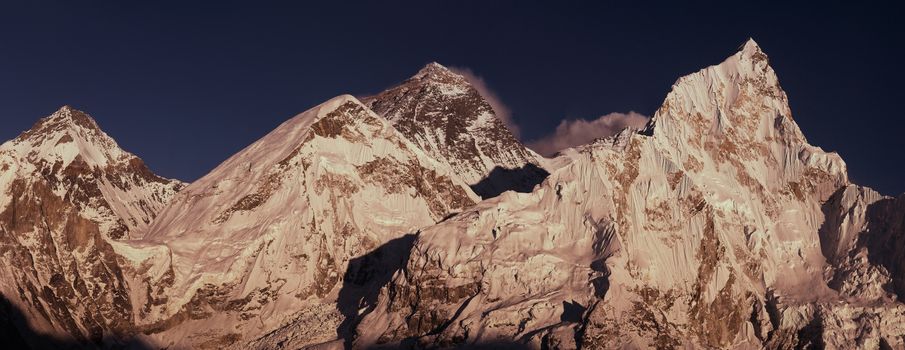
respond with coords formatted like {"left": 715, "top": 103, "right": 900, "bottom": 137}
{"left": 363, "top": 63, "right": 548, "bottom": 198}
{"left": 0, "top": 107, "right": 183, "bottom": 347}
{"left": 351, "top": 40, "right": 905, "bottom": 349}
{"left": 134, "top": 95, "right": 479, "bottom": 348}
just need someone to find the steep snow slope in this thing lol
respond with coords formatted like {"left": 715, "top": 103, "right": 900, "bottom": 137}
{"left": 135, "top": 95, "right": 478, "bottom": 348}
{"left": 351, "top": 40, "right": 905, "bottom": 349}
{"left": 0, "top": 107, "right": 183, "bottom": 347}
{"left": 363, "top": 63, "right": 548, "bottom": 198}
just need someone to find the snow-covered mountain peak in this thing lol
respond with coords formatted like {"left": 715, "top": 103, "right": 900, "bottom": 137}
{"left": 193, "top": 94, "right": 394, "bottom": 187}
{"left": 646, "top": 38, "right": 836, "bottom": 172}
{"left": 0, "top": 106, "right": 183, "bottom": 238}
{"left": 44, "top": 105, "right": 102, "bottom": 130}
{"left": 0, "top": 107, "right": 183, "bottom": 345}
{"left": 24, "top": 105, "right": 105, "bottom": 143}
{"left": 363, "top": 63, "right": 547, "bottom": 196}
{"left": 740, "top": 37, "right": 763, "bottom": 55}
{"left": 412, "top": 62, "right": 468, "bottom": 85}
{"left": 287, "top": 93, "right": 360, "bottom": 125}
{"left": 416, "top": 61, "right": 448, "bottom": 74}
{"left": 6, "top": 105, "right": 129, "bottom": 168}
{"left": 255, "top": 94, "right": 359, "bottom": 134}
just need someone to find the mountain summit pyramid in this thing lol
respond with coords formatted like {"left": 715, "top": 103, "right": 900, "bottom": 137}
{"left": 0, "top": 106, "right": 182, "bottom": 345}
{"left": 363, "top": 62, "right": 548, "bottom": 198}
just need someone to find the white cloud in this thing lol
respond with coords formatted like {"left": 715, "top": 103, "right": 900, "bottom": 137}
{"left": 449, "top": 67, "right": 520, "bottom": 138}
{"left": 527, "top": 112, "right": 650, "bottom": 156}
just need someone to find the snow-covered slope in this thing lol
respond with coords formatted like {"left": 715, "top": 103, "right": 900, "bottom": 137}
{"left": 134, "top": 95, "right": 478, "bottom": 348}
{"left": 350, "top": 40, "right": 905, "bottom": 349}
{"left": 0, "top": 106, "right": 183, "bottom": 347}
{"left": 363, "top": 63, "right": 548, "bottom": 198}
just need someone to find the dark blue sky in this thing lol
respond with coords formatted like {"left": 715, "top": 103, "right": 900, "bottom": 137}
{"left": 1, "top": 2, "right": 903, "bottom": 194}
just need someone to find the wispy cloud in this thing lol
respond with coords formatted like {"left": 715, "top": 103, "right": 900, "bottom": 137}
{"left": 449, "top": 67, "right": 520, "bottom": 138}
{"left": 527, "top": 112, "right": 649, "bottom": 156}
{"left": 441, "top": 66, "right": 647, "bottom": 156}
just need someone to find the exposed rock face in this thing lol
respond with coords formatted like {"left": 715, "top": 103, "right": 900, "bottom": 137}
{"left": 135, "top": 95, "right": 478, "bottom": 348}
{"left": 351, "top": 40, "right": 905, "bottom": 349}
{"left": 363, "top": 63, "right": 548, "bottom": 198}
{"left": 0, "top": 106, "right": 183, "bottom": 347}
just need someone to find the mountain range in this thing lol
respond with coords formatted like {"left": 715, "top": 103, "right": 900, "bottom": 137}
{"left": 1, "top": 39, "right": 903, "bottom": 349}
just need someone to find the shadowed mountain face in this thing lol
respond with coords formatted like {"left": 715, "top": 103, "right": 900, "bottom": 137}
{"left": 337, "top": 234, "right": 417, "bottom": 348}
{"left": 0, "top": 294, "right": 154, "bottom": 350}
{"left": 2, "top": 40, "right": 905, "bottom": 349}
{"left": 0, "top": 294, "right": 41, "bottom": 349}
{"left": 363, "top": 63, "right": 548, "bottom": 196}
{"left": 470, "top": 163, "right": 550, "bottom": 199}
{"left": 861, "top": 195, "right": 905, "bottom": 297}
{"left": 819, "top": 185, "right": 905, "bottom": 301}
